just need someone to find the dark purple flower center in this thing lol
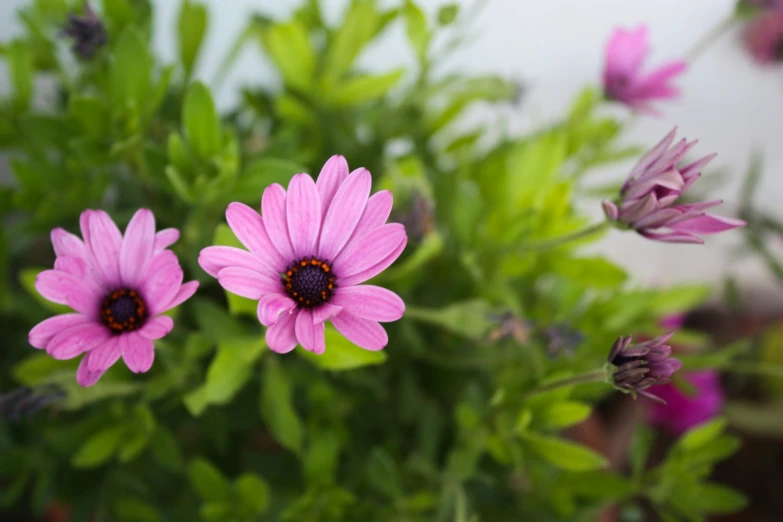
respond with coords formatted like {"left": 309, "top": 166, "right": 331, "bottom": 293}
{"left": 101, "top": 289, "right": 147, "bottom": 333}
{"left": 283, "top": 258, "right": 336, "bottom": 309}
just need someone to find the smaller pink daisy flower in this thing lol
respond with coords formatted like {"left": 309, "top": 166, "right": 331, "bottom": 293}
{"left": 603, "top": 25, "right": 687, "bottom": 114}
{"left": 199, "top": 155, "right": 407, "bottom": 355}
{"left": 648, "top": 370, "right": 724, "bottom": 434}
{"left": 28, "top": 209, "right": 199, "bottom": 387}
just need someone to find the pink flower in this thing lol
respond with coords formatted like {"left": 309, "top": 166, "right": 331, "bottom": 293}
{"left": 609, "top": 333, "right": 683, "bottom": 403}
{"left": 28, "top": 209, "right": 199, "bottom": 387}
{"left": 603, "top": 25, "right": 687, "bottom": 114}
{"left": 648, "top": 370, "right": 724, "bottom": 434}
{"left": 744, "top": 10, "right": 783, "bottom": 64}
{"left": 199, "top": 156, "right": 407, "bottom": 355}
{"left": 602, "top": 128, "right": 746, "bottom": 244}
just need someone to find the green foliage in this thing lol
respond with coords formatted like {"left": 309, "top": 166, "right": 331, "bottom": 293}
{"left": 0, "top": 0, "right": 747, "bottom": 521}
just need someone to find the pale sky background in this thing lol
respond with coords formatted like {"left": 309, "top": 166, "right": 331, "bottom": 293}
{"left": 2, "top": 0, "right": 783, "bottom": 304}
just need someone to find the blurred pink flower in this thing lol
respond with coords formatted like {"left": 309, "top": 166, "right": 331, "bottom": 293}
{"left": 603, "top": 25, "right": 687, "bottom": 114}
{"left": 744, "top": 10, "right": 783, "bottom": 64}
{"left": 648, "top": 370, "right": 724, "bottom": 434}
{"left": 602, "top": 128, "right": 746, "bottom": 244}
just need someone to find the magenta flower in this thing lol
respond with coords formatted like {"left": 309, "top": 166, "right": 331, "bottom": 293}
{"left": 608, "top": 333, "right": 683, "bottom": 403}
{"left": 744, "top": 10, "right": 783, "bottom": 64}
{"left": 603, "top": 26, "right": 687, "bottom": 114}
{"left": 648, "top": 370, "right": 724, "bottom": 434}
{"left": 199, "top": 156, "right": 407, "bottom": 355}
{"left": 602, "top": 128, "right": 746, "bottom": 244}
{"left": 28, "top": 209, "right": 199, "bottom": 387}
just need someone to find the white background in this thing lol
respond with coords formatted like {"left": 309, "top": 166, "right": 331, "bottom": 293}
{"left": 2, "top": 0, "right": 782, "bottom": 304}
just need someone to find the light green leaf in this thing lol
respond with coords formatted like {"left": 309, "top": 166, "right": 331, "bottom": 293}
{"left": 437, "top": 4, "right": 459, "bottom": 26}
{"left": 71, "top": 426, "right": 126, "bottom": 468}
{"left": 323, "top": 1, "right": 380, "bottom": 82}
{"left": 234, "top": 473, "right": 270, "bottom": 514}
{"left": 298, "top": 324, "right": 387, "bottom": 370}
{"left": 260, "top": 358, "right": 304, "bottom": 454}
{"left": 178, "top": 0, "right": 208, "bottom": 78}
{"left": 520, "top": 432, "right": 608, "bottom": 471}
{"left": 550, "top": 256, "right": 627, "bottom": 288}
{"left": 183, "top": 337, "right": 266, "bottom": 416}
{"left": 19, "top": 268, "right": 71, "bottom": 314}
{"left": 188, "top": 458, "right": 232, "bottom": 502}
{"left": 404, "top": 0, "right": 429, "bottom": 61}
{"left": 647, "top": 285, "right": 711, "bottom": 315}
{"left": 183, "top": 81, "right": 221, "bottom": 159}
{"left": 228, "top": 158, "right": 309, "bottom": 205}
{"left": 261, "top": 21, "right": 315, "bottom": 91}
{"left": 8, "top": 40, "right": 33, "bottom": 109}
{"left": 405, "top": 299, "right": 493, "bottom": 340}
{"left": 167, "top": 132, "right": 191, "bottom": 174}
{"left": 110, "top": 29, "right": 152, "bottom": 109}
{"left": 211, "top": 224, "right": 259, "bottom": 316}
{"left": 690, "top": 484, "right": 747, "bottom": 514}
{"left": 325, "top": 69, "right": 404, "bottom": 106}
{"left": 677, "top": 417, "right": 727, "bottom": 451}
{"left": 507, "top": 131, "right": 567, "bottom": 208}
{"left": 536, "top": 401, "right": 592, "bottom": 430}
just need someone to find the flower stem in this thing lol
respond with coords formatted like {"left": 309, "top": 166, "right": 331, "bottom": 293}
{"left": 518, "top": 221, "right": 609, "bottom": 252}
{"left": 526, "top": 368, "right": 608, "bottom": 397}
{"left": 685, "top": 15, "right": 737, "bottom": 63}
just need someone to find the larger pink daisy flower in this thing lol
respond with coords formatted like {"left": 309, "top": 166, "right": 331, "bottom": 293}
{"left": 199, "top": 156, "right": 407, "bottom": 354}
{"left": 603, "top": 25, "right": 687, "bottom": 114}
{"left": 28, "top": 209, "right": 199, "bottom": 386}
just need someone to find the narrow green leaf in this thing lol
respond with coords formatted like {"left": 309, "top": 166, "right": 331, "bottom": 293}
{"left": 325, "top": 69, "right": 404, "bottom": 106}
{"left": 324, "top": 1, "right": 380, "bottom": 81}
{"left": 71, "top": 426, "right": 126, "bottom": 468}
{"left": 260, "top": 358, "right": 304, "bottom": 454}
{"left": 520, "top": 432, "right": 608, "bottom": 471}
{"left": 164, "top": 166, "right": 193, "bottom": 203}
{"left": 404, "top": 0, "right": 429, "bottom": 61}
{"left": 260, "top": 21, "right": 315, "bottom": 91}
{"left": 183, "top": 81, "right": 221, "bottom": 159}
{"left": 178, "top": 0, "right": 208, "bottom": 78}
{"left": 188, "top": 458, "right": 232, "bottom": 502}
{"left": 298, "top": 324, "right": 387, "bottom": 370}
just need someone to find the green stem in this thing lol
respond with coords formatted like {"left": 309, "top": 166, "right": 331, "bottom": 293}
{"left": 526, "top": 368, "right": 607, "bottom": 397}
{"left": 684, "top": 16, "right": 737, "bottom": 63}
{"left": 518, "top": 221, "right": 609, "bottom": 252}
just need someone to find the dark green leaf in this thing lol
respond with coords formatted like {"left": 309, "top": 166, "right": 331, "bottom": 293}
{"left": 260, "top": 358, "right": 304, "bottom": 454}
{"left": 71, "top": 426, "right": 125, "bottom": 468}
{"left": 234, "top": 473, "right": 270, "bottom": 514}
{"left": 188, "top": 458, "right": 232, "bottom": 502}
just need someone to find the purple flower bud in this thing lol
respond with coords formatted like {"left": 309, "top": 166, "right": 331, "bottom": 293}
{"left": 61, "top": 4, "right": 108, "bottom": 60}
{"left": 608, "top": 333, "right": 683, "bottom": 403}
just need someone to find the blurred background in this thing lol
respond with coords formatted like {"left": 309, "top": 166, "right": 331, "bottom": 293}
{"left": 2, "top": 0, "right": 782, "bottom": 299}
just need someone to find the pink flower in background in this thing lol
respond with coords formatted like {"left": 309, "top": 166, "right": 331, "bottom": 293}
{"left": 744, "top": 9, "right": 783, "bottom": 64}
{"left": 648, "top": 370, "right": 725, "bottom": 434}
{"left": 199, "top": 156, "right": 407, "bottom": 355}
{"left": 603, "top": 25, "right": 687, "bottom": 114}
{"left": 602, "top": 128, "right": 746, "bottom": 244}
{"left": 28, "top": 209, "right": 199, "bottom": 387}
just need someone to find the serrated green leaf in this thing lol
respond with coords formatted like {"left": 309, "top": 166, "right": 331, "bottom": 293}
{"left": 178, "top": 0, "right": 208, "bottom": 78}
{"left": 234, "top": 473, "right": 270, "bottom": 514}
{"left": 188, "top": 458, "right": 232, "bottom": 502}
{"left": 521, "top": 432, "right": 608, "bottom": 471}
{"left": 71, "top": 426, "right": 125, "bottom": 468}
{"left": 183, "top": 81, "right": 221, "bottom": 159}
{"left": 260, "top": 358, "right": 304, "bottom": 454}
{"left": 325, "top": 69, "right": 404, "bottom": 106}
{"left": 261, "top": 21, "right": 315, "bottom": 91}
{"left": 298, "top": 324, "right": 387, "bottom": 370}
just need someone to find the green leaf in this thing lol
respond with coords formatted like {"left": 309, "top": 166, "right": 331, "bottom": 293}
{"left": 437, "top": 4, "right": 459, "bottom": 26}
{"left": 261, "top": 21, "right": 315, "bottom": 91}
{"left": 117, "top": 405, "right": 156, "bottom": 463}
{"left": 228, "top": 158, "right": 309, "bottom": 205}
{"left": 192, "top": 298, "right": 256, "bottom": 342}
{"left": 149, "top": 426, "right": 183, "bottom": 471}
{"left": 304, "top": 429, "right": 341, "bottom": 483}
{"left": 535, "top": 401, "right": 592, "bottom": 430}
{"left": 298, "top": 324, "right": 387, "bottom": 370}
{"left": 647, "top": 285, "right": 711, "bottom": 315}
{"left": 325, "top": 69, "right": 404, "bottom": 107}
{"left": 324, "top": 1, "right": 380, "bottom": 81}
{"left": 520, "top": 432, "right": 608, "bottom": 471}
{"left": 452, "top": 181, "right": 483, "bottom": 244}
{"left": 234, "top": 473, "right": 270, "bottom": 515}
{"left": 507, "top": 132, "right": 567, "bottom": 208}
{"left": 71, "top": 426, "right": 125, "bottom": 468}
{"left": 183, "top": 336, "right": 266, "bottom": 416}
{"left": 13, "top": 354, "right": 74, "bottom": 386}
{"left": 183, "top": 81, "right": 221, "bottom": 159}
{"left": 167, "top": 132, "right": 192, "bottom": 173}
{"left": 19, "top": 268, "right": 71, "bottom": 314}
{"left": 69, "top": 95, "right": 108, "bottom": 138}
{"left": 382, "top": 231, "right": 444, "bottom": 282}
{"left": 110, "top": 29, "right": 152, "bottom": 109}
{"left": 405, "top": 299, "right": 493, "bottom": 340}
{"left": 188, "top": 458, "right": 232, "bottom": 502}
{"left": 112, "top": 497, "right": 163, "bottom": 522}
{"left": 260, "top": 358, "right": 304, "bottom": 454}
{"left": 677, "top": 417, "right": 727, "bottom": 451}
{"left": 550, "top": 256, "right": 627, "bottom": 288}
{"left": 165, "top": 166, "right": 193, "bottom": 203}
{"left": 403, "top": 0, "right": 429, "bottom": 61}
{"left": 690, "top": 483, "right": 748, "bottom": 514}
{"left": 8, "top": 40, "right": 33, "bottom": 109}
{"left": 178, "top": 0, "right": 208, "bottom": 78}
{"left": 210, "top": 224, "right": 260, "bottom": 315}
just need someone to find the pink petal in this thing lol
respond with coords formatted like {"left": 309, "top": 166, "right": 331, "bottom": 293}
{"left": 29, "top": 314, "right": 91, "bottom": 349}
{"left": 86, "top": 210, "right": 123, "bottom": 288}
{"left": 198, "top": 245, "right": 266, "bottom": 278}
{"left": 670, "top": 214, "right": 746, "bottom": 235}
{"left": 295, "top": 309, "right": 325, "bottom": 354}
{"left": 226, "top": 202, "right": 286, "bottom": 273}
{"left": 330, "top": 285, "right": 405, "bottom": 322}
{"left": 624, "top": 169, "right": 684, "bottom": 201}
{"left": 47, "top": 323, "right": 111, "bottom": 360}
{"left": 79, "top": 210, "right": 93, "bottom": 252}
{"left": 122, "top": 332, "right": 155, "bottom": 373}
{"left": 76, "top": 353, "right": 106, "bottom": 387}
{"left": 330, "top": 312, "right": 388, "bottom": 351}
{"left": 605, "top": 26, "right": 648, "bottom": 78}
{"left": 159, "top": 280, "right": 199, "bottom": 313}
{"left": 154, "top": 228, "right": 180, "bottom": 252}
{"left": 333, "top": 223, "right": 406, "bottom": 280}
{"left": 54, "top": 256, "right": 86, "bottom": 278}
{"left": 120, "top": 208, "right": 155, "bottom": 288}
{"left": 315, "top": 155, "right": 349, "bottom": 219}
{"left": 35, "top": 270, "right": 99, "bottom": 315}
{"left": 139, "top": 315, "right": 174, "bottom": 340}
{"left": 88, "top": 335, "right": 123, "bottom": 371}
{"left": 257, "top": 293, "right": 297, "bottom": 327}
{"left": 286, "top": 174, "right": 322, "bottom": 259}
{"left": 626, "top": 127, "right": 677, "bottom": 185}
{"left": 312, "top": 303, "right": 342, "bottom": 325}
{"left": 639, "top": 230, "right": 704, "bottom": 244}
{"left": 679, "top": 154, "right": 717, "bottom": 184}
{"left": 639, "top": 61, "right": 687, "bottom": 95}
{"left": 141, "top": 251, "right": 183, "bottom": 315}
{"left": 318, "top": 168, "right": 371, "bottom": 260}
{"left": 339, "top": 190, "right": 394, "bottom": 255}
{"left": 633, "top": 208, "right": 683, "bottom": 229}
{"left": 602, "top": 201, "right": 619, "bottom": 221}
{"left": 51, "top": 228, "right": 86, "bottom": 260}
{"left": 217, "top": 266, "right": 282, "bottom": 299}
{"left": 339, "top": 237, "right": 408, "bottom": 287}
{"left": 262, "top": 184, "right": 295, "bottom": 261}
{"left": 266, "top": 308, "right": 299, "bottom": 353}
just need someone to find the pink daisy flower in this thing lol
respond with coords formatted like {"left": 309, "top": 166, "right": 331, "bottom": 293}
{"left": 648, "top": 370, "right": 724, "bottom": 434}
{"left": 603, "top": 25, "right": 687, "bottom": 114}
{"left": 199, "top": 156, "right": 407, "bottom": 355}
{"left": 28, "top": 209, "right": 199, "bottom": 387}
{"left": 744, "top": 9, "right": 783, "bottom": 64}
